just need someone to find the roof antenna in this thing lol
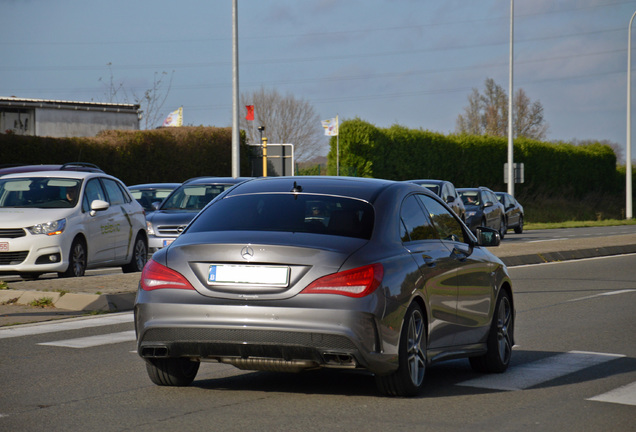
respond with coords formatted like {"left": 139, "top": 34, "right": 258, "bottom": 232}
{"left": 291, "top": 181, "right": 302, "bottom": 193}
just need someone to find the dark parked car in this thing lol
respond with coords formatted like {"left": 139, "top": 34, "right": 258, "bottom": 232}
{"left": 144, "top": 177, "right": 250, "bottom": 253}
{"left": 457, "top": 187, "right": 507, "bottom": 238}
{"left": 135, "top": 177, "right": 515, "bottom": 396}
{"left": 407, "top": 179, "right": 466, "bottom": 222}
{"left": 128, "top": 183, "right": 181, "bottom": 214}
{"left": 496, "top": 192, "right": 524, "bottom": 234}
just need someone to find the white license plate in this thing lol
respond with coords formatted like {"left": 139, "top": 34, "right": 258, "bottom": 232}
{"left": 0, "top": 242, "right": 8, "bottom": 252}
{"left": 208, "top": 264, "right": 289, "bottom": 286}
{"left": 163, "top": 239, "right": 174, "bottom": 247}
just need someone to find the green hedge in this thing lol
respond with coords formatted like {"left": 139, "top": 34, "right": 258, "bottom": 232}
{"left": 326, "top": 119, "right": 620, "bottom": 198}
{"left": 0, "top": 127, "right": 252, "bottom": 185}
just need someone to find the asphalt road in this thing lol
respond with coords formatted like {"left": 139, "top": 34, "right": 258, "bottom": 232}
{"left": 1, "top": 225, "right": 635, "bottom": 326}
{"left": 0, "top": 254, "right": 634, "bottom": 431}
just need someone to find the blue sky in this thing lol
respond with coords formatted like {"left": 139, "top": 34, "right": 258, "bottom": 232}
{"left": 2, "top": 0, "right": 635, "bottom": 160}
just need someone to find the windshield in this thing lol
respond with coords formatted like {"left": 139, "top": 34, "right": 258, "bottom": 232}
{"left": 161, "top": 184, "right": 234, "bottom": 211}
{"left": 0, "top": 177, "right": 81, "bottom": 209}
{"left": 131, "top": 188, "right": 175, "bottom": 212}
{"left": 422, "top": 185, "right": 440, "bottom": 195}
{"left": 187, "top": 193, "right": 374, "bottom": 239}
{"left": 458, "top": 191, "right": 480, "bottom": 206}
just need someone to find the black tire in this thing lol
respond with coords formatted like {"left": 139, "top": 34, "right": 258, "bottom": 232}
{"left": 376, "top": 303, "right": 427, "bottom": 397}
{"left": 470, "top": 290, "right": 513, "bottom": 373}
{"left": 58, "top": 238, "right": 86, "bottom": 278}
{"left": 514, "top": 216, "right": 524, "bottom": 234}
{"left": 122, "top": 234, "right": 148, "bottom": 273}
{"left": 19, "top": 273, "right": 41, "bottom": 280}
{"left": 146, "top": 358, "right": 200, "bottom": 386}
{"left": 500, "top": 218, "right": 507, "bottom": 239}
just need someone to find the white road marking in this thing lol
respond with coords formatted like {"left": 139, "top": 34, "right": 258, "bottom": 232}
{"left": 38, "top": 330, "right": 136, "bottom": 348}
{"left": 0, "top": 312, "right": 134, "bottom": 339}
{"left": 568, "top": 289, "right": 636, "bottom": 303}
{"left": 527, "top": 238, "right": 570, "bottom": 243}
{"left": 457, "top": 351, "right": 625, "bottom": 391}
{"left": 588, "top": 381, "right": 636, "bottom": 406}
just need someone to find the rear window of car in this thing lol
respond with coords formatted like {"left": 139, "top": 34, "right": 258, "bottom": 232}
{"left": 161, "top": 184, "right": 235, "bottom": 211}
{"left": 187, "top": 193, "right": 374, "bottom": 239}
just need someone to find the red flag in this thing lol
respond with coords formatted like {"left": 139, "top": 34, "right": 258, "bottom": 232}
{"left": 245, "top": 105, "right": 254, "bottom": 121}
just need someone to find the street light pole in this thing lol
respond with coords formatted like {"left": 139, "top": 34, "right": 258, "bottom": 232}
{"left": 627, "top": 11, "right": 635, "bottom": 219}
{"left": 507, "top": 0, "right": 514, "bottom": 196}
{"left": 231, "top": 0, "right": 240, "bottom": 178}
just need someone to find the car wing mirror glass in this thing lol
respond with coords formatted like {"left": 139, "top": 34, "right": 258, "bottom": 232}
{"left": 476, "top": 227, "right": 500, "bottom": 247}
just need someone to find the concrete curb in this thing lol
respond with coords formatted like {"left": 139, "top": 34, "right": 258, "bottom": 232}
{"left": 0, "top": 290, "right": 136, "bottom": 313}
{"left": 499, "top": 244, "right": 636, "bottom": 267}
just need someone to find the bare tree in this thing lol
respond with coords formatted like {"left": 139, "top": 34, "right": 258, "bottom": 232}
{"left": 98, "top": 64, "right": 174, "bottom": 130}
{"left": 514, "top": 88, "right": 547, "bottom": 140}
{"left": 240, "top": 87, "right": 327, "bottom": 161}
{"left": 456, "top": 78, "right": 548, "bottom": 140}
{"left": 456, "top": 88, "right": 482, "bottom": 135}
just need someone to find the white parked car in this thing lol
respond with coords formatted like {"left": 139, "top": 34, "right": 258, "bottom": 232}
{"left": 0, "top": 170, "right": 148, "bottom": 279}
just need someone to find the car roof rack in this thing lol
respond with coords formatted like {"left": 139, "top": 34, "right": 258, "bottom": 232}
{"left": 60, "top": 162, "right": 104, "bottom": 173}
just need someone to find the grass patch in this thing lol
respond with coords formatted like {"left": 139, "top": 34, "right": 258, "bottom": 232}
{"left": 1, "top": 297, "right": 19, "bottom": 305}
{"left": 525, "top": 219, "right": 636, "bottom": 230}
{"left": 29, "top": 297, "right": 55, "bottom": 308}
{"left": 84, "top": 310, "right": 109, "bottom": 316}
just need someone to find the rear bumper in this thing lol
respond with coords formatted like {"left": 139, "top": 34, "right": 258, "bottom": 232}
{"left": 134, "top": 294, "right": 398, "bottom": 375}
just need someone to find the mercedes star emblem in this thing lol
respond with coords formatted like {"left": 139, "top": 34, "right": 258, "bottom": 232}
{"left": 241, "top": 246, "right": 254, "bottom": 260}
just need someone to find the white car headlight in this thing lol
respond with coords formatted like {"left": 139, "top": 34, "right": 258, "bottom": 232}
{"left": 28, "top": 218, "right": 66, "bottom": 236}
{"left": 146, "top": 221, "right": 155, "bottom": 235}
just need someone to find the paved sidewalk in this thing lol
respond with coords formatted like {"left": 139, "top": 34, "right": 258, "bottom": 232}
{"left": 1, "top": 232, "right": 635, "bottom": 326}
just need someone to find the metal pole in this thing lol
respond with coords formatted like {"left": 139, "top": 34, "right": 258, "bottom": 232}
{"left": 507, "top": 0, "right": 514, "bottom": 196}
{"left": 231, "top": 0, "right": 240, "bottom": 178}
{"left": 262, "top": 137, "right": 268, "bottom": 177}
{"left": 336, "top": 114, "right": 340, "bottom": 176}
{"left": 627, "top": 11, "right": 635, "bottom": 219}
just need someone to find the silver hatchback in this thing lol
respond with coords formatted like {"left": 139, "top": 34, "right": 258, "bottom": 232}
{"left": 135, "top": 177, "right": 514, "bottom": 396}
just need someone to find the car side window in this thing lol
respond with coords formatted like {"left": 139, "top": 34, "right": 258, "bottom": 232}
{"left": 487, "top": 191, "right": 497, "bottom": 205}
{"left": 442, "top": 184, "right": 451, "bottom": 202}
{"left": 417, "top": 194, "right": 465, "bottom": 243}
{"left": 83, "top": 178, "right": 107, "bottom": 212}
{"left": 116, "top": 181, "right": 132, "bottom": 203}
{"left": 102, "top": 178, "right": 126, "bottom": 205}
{"left": 400, "top": 195, "right": 437, "bottom": 242}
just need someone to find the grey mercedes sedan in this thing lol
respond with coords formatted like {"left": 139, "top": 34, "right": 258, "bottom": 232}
{"left": 135, "top": 176, "right": 514, "bottom": 396}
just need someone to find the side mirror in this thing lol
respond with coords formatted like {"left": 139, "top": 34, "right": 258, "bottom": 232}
{"left": 484, "top": 201, "right": 493, "bottom": 208}
{"left": 152, "top": 201, "right": 161, "bottom": 211}
{"left": 445, "top": 196, "right": 455, "bottom": 204}
{"left": 476, "top": 226, "right": 501, "bottom": 247}
{"left": 89, "top": 199, "right": 110, "bottom": 216}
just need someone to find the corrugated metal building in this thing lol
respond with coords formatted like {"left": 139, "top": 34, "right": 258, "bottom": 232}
{"left": 0, "top": 97, "right": 140, "bottom": 137}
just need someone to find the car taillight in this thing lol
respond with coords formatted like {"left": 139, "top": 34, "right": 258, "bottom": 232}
{"left": 301, "top": 263, "right": 383, "bottom": 298}
{"left": 140, "top": 259, "right": 195, "bottom": 291}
